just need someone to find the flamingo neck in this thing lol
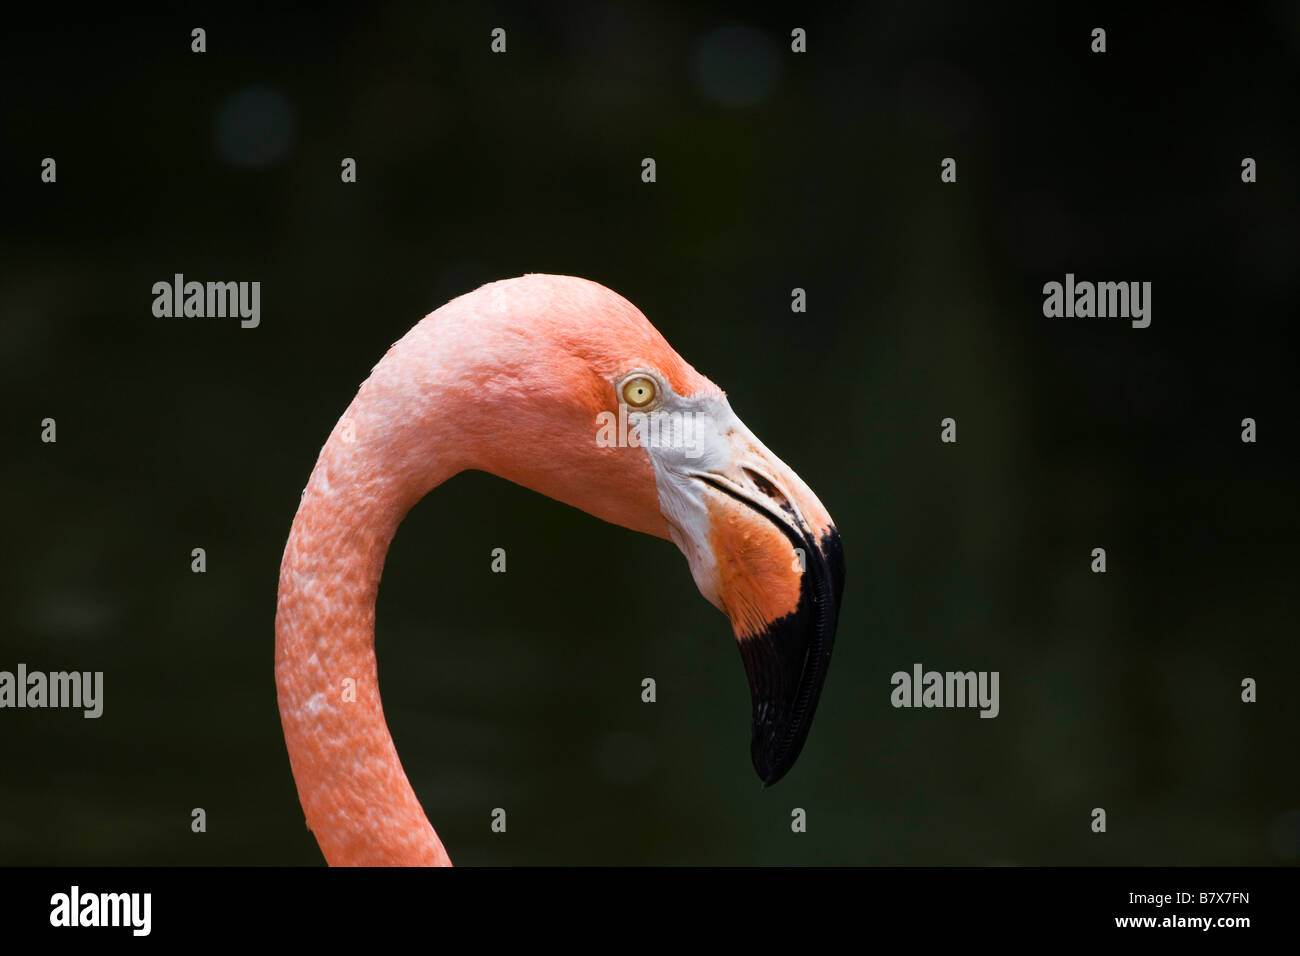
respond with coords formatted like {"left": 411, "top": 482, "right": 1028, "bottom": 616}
{"left": 273, "top": 275, "right": 684, "bottom": 865}
{"left": 275, "top": 398, "right": 457, "bottom": 866}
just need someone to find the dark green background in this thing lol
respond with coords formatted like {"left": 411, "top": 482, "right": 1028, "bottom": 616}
{"left": 2, "top": 2, "right": 1297, "bottom": 865}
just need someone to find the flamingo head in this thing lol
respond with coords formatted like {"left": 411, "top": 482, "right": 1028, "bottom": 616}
{"left": 622, "top": 371, "right": 845, "bottom": 788}
{"left": 408, "top": 275, "right": 845, "bottom": 787}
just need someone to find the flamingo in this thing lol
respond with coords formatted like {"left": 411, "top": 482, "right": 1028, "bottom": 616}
{"left": 275, "top": 274, "right": 844, "bottom": 865}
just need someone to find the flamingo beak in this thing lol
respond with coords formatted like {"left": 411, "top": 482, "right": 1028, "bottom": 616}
{"left": 690, "top": 456, "right": 844, "bottom": 788}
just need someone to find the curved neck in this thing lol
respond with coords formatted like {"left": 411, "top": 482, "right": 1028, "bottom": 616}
{"left": 275, "top": 403, "right": 456, "bottom": 866}
{"left": 273, "top": 276, "right": 683, "bottom": 865}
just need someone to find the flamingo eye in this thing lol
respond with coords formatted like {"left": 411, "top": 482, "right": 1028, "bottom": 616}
{"left": 621, "top": 376, "right": 657, "bottom": 408}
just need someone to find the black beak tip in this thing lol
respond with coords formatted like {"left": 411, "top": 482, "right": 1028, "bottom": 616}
{"left": 751, "top": 694, "right": 818, "bottom": 790}
{"left": 738, "top": 526, "right": 843, "bottom": 790}
{"left": 756, "top": 763, "right": 788, "bottom": 790}
{"left": 751, "top": 733, "right": 795, "bottom": 788}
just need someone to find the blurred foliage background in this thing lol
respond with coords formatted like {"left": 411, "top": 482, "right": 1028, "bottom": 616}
{"left": 1, "top": 1, "right": 1297, "bottom": 864}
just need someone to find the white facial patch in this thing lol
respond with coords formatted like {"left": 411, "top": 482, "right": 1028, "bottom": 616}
{"left": 612, "top": 372, "right": 744, "bottom": 613}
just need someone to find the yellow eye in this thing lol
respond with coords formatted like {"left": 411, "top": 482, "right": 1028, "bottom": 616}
{"left": 621, "top": 376, "right": 657, "bottom": 408}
